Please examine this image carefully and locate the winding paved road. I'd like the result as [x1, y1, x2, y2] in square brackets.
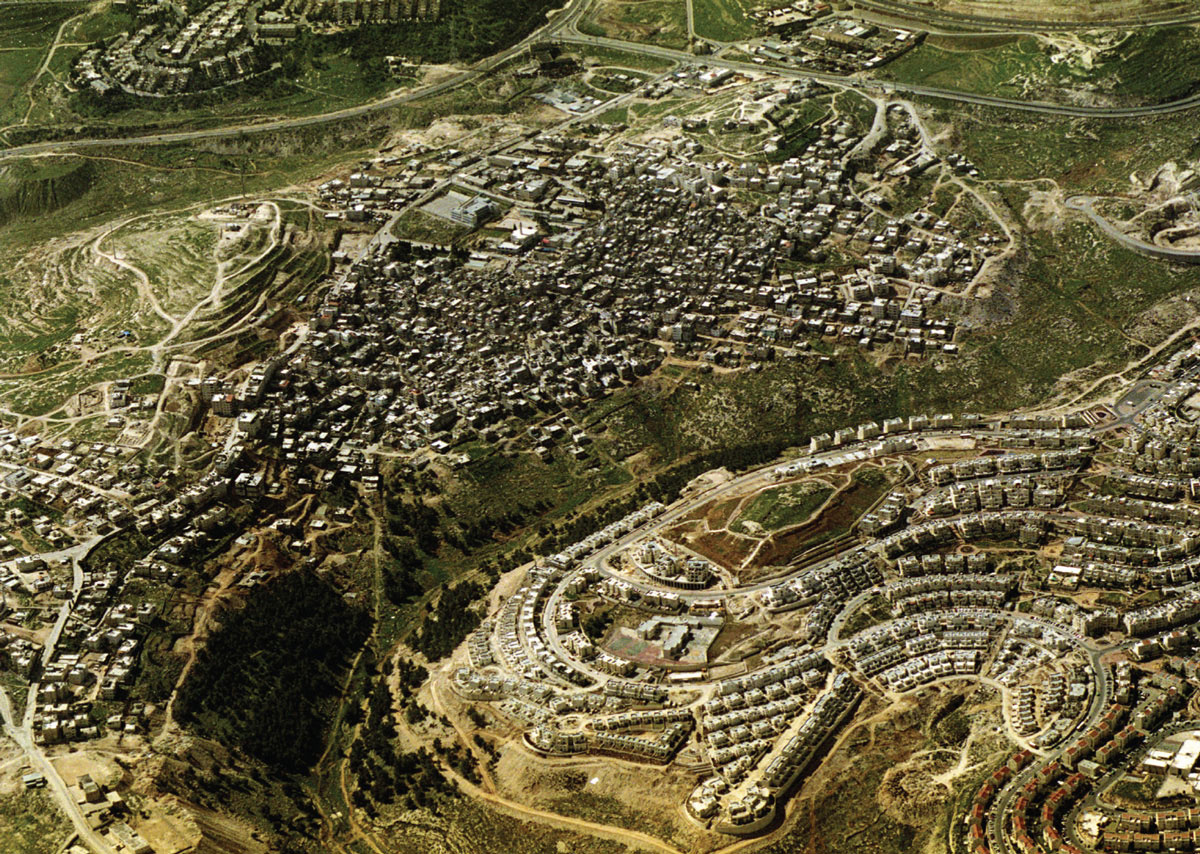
[7, 0, 1200, 162]
[0, 0, 596, 159]
[1066, 195, 1200, 264]
[557, 31, 1200, 119]
[851, 0, 1200, 32]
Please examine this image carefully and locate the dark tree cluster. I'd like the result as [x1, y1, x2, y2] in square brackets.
[472, 732, 499, 766]
[350, 739, 454, 815]
[394, 657, 428, 695]
[329, 0, 564, 66]
[175, 570, 370, 773]
[436, 739, 482, 786]
[385, 493, 442, 555]
[381, 536, 426, 604]
[581, 606, 615, 641]
[455, 498, 551, 550]
[410, 580, 483, 661]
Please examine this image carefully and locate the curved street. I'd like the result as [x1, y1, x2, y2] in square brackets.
[851, 0, 1200, 32]
[7, 0, 1200, 162]
[1066, 195, 1200, 263]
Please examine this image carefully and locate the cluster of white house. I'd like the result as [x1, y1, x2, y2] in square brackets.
[690, 672, 861, 834]
[883, 572, 1015, 616]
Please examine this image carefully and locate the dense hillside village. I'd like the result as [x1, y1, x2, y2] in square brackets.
[7, 0, 1200, 853]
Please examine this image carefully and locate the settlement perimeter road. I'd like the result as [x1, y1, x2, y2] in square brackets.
[7, 0, 1200, 161]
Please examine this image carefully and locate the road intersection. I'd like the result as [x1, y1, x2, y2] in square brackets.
[6, 0, 1200, 164]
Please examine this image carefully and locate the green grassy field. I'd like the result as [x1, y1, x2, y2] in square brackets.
[0, 2, 106, 134]
[0, 1, 85, 129]
[0, 2, 84, 50]
[934, 100, 1200, 191]
[881, 27, 1200, 106]
[832, 89, 877, 134]
[576, 44, 679, 73]
[692, 0, 767, 41]
[63, 7, 134, 43]
[392, 210, 467, 244]
[0, 351, 153, 417]
[838, 594, 892, 636]
[879, 36, 1041, 99]
[582, 0, 690, 51]
[0, 790, 72, 854]
[0, 48, 43, 128]
[732, 482, 834, 532]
